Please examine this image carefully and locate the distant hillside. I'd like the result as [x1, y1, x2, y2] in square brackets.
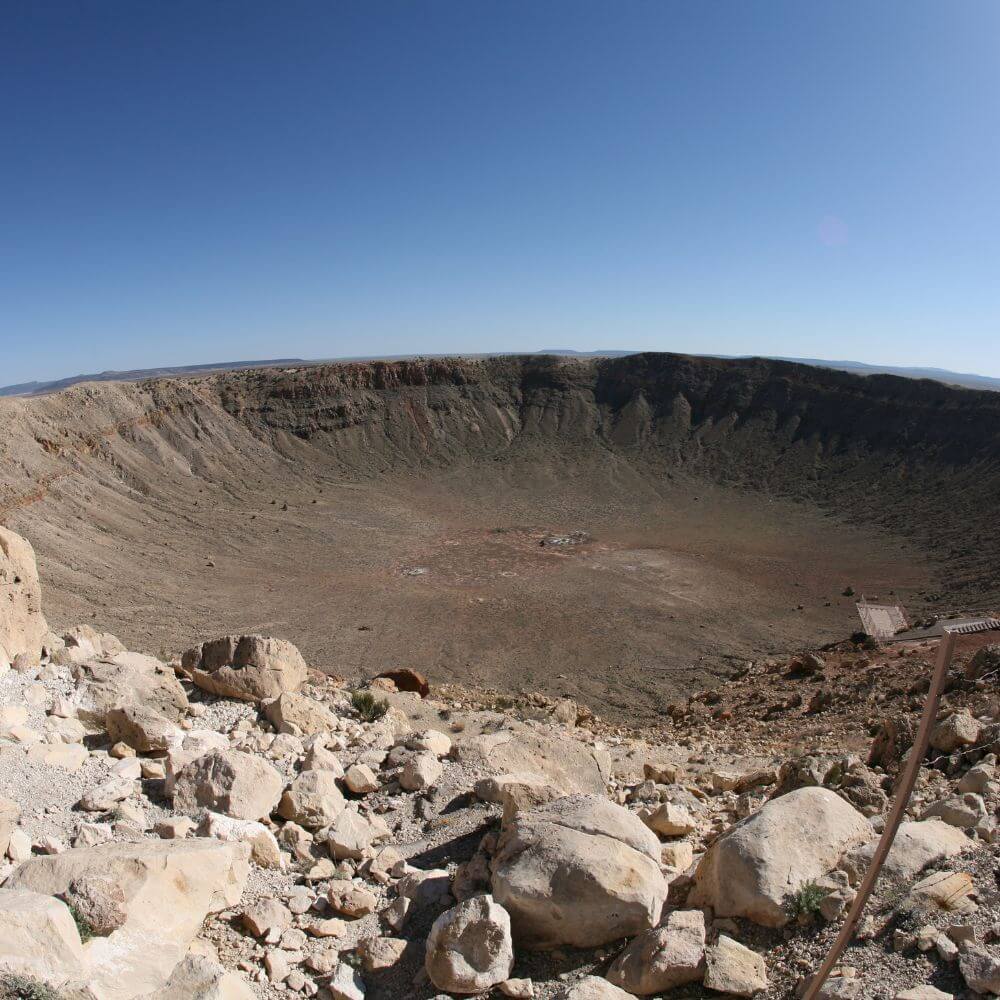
[3, 350, 999, 396]
[0, 358, 308, 397]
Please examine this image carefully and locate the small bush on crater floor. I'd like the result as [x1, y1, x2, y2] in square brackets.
[351, 690, 388, 722]
[0, 975, 64, 1000]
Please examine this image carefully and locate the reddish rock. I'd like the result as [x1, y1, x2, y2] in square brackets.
[376, 668, 429, 698]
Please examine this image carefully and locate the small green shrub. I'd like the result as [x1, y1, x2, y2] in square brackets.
[788, 881, 827, 921]
[0, 975, 64, 1000]
[67, 903, 94, 944]
[351, 690, 388, 722]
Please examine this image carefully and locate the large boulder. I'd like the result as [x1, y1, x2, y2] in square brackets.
[606, 909, 705, 995]
[0, 888, 87, 989]
[858, 819, 972, 881]
[75, 651, 189, 724]
[425, 895, 515, 994]
[0, 527, 48, 665]
[5, 839, 250, 1000]
[173, 750, 284, 821]
[139, 954, 256, 999]
[491, 794, 668, 948]
[704, 935, 768, 997]
[453, 723, 609, 796]
[183, 634, 307, 702]
[264, 691, 337, 735]
[689, 786, 872, 927]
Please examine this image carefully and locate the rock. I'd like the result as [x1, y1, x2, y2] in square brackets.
[855, 819, 971, 880]
[173, 749, 284, 821]
[327, 963, 366, 1000]
[554, 977, 636, 999]
[5, 839, 250, 999]
[344, 763, 380, 794]
[958, 762, 995, 794]
[140, 954, 256, 999]
[327, 880, 378, 917]
[163, 729, 230, 794]
[264, 949, 289, 982]
[106, 704, 181, 754]
[278, 769, 346, 828]
[327, 808, 390, 860]
[184, 634, 308, 702]
[8, 828, 31, 862]
[476, 772, 561, 823]
[264, 691, 337, 735]
[63, 874, 128, 935]
[500, 980, 535, 998]
[644, 802, 696, 837]
[75, 652, 189, 724]
[960, 947, 1000, 993]
[452, 724, 608, 796]
[966, 644, 1000, 681]
[492, 794, 668, 948]
[0, 527, 48, 664]
[895, 989, 953, 1000]
[398, 867, 451, 907]
[408, 728, 452, 756]
[305, 917, 347, 938]
[154, 817, 196, 839]
[400, 751, 444, 791]
[606, 908, 705, 995]
[78, 775, 135, 812]
[704, 935, 768, 996]
[869, 715, 918, 771]
[909, 870, 976, 913]
[690, 787, 872, 927]
[661, 841, 694, 870]
[0, 887, 87, 987]
[242, 898, 292, 938]
[930, 711, 981, 753]
[198, 811, 283, 869]
[384, 895, 411, 932]
[921, 794, 986, 830]
[375, 668, 429, 697]
[0, 796, 21, 856]
[552, 698, 579, 725]
[359, 936, 408, 971]
[302, 740, 346, 775]
[425, 895, 515, 995]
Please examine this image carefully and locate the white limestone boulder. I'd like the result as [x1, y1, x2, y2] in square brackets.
[689, 786, 872, 927]
[425, 895, 515, 994]
[491, 794, 668, 948]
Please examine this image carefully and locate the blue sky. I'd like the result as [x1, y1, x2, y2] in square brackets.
[2, 1, 999, 385]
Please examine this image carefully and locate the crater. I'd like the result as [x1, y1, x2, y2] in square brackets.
[3, 353, 997, 723]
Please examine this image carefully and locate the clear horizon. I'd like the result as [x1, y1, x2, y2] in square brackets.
[3, 2, 999, 385]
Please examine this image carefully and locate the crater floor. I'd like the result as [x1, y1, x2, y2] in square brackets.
[14, 452, 934, 724]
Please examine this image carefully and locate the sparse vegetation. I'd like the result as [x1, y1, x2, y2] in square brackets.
[0, 975, 64, 1000]
[788, 881, 827, 921]
[350, 690, 388, 722]
[67, 903, 95, 944]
